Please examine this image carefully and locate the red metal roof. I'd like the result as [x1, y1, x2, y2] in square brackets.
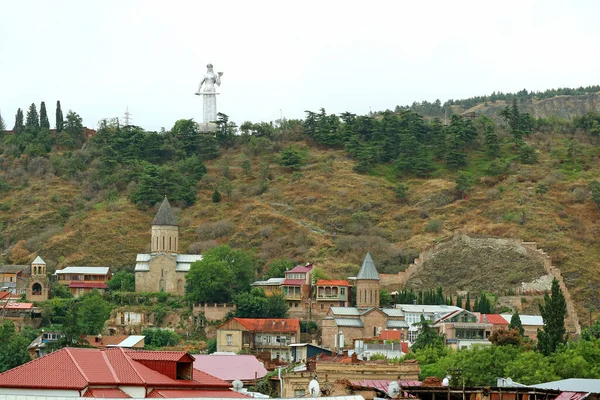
[480, 314, 509, 325]
[148, 389, 249, 398]
[232, 318, 300, 333]
[351, 380, 422, 391]
[0, 347, 230, 391]
[316, 279, 350, 287]
[192, 355, 268, 382]
[287, 264, 313, 273]
[555, 392, 589, 400]
[0, 292, 9, 300]
[4, 302, 34, 310]
[281, 279, 305, 286]
[84, 388, 131, 398]
[68, 282, 108, 289]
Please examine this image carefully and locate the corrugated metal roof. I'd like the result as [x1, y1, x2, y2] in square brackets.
[252, 278, 285, 286]
[177, 254, 203, 263]
[480, 314, 509, 325]
[351, 380, 422, 391]
[148, 389, 249, 398]
[68, 282, 108, 289]
[114, 335, 145, 348]
[84, 388, 131, 398]
[0, 265, 29, 274]
[191, 354, 267, 382]
[330, 307, 361, 316]
[316, 279, 350, 287]
[500, 314, 544, 326]
[397, 304, 462, 314]
[55, 266, 110, 275]
[386, 320, 409, 328]
[137, 254, 152, 262]
[282, 279, 305, 286]
[532, 378, 600, 392]
[356, 252, 380, 280]
[229, 318, 300, 333]
[4, 303, 34, 310]
[335, 318, 364, 327]
[287, 264, 313, 273]
[152, 197, 178, 226]
[382, 308, 404, 317]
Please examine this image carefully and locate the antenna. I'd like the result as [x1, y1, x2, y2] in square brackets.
[123, 107, 132, 126]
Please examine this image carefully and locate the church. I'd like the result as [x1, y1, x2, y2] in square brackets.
[134, 197, 202, 294]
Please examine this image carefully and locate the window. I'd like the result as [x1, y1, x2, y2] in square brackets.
[320, 303, 324, 310]
[340, 288, 346, 295]
[295, 390, 306, 397]
[226, 334, 233, 345]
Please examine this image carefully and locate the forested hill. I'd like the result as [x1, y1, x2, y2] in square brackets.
[1, 91, 600, 318]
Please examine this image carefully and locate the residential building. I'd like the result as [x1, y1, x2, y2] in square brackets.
[83, 335, 145, 349]
[500, 314, 544, 340]
[216, 318, 300, 361]
[191, 354, 268, 384]
[27, 331, 64, 358]
[135, 197, 202, 294]
[0, 302, 42, 332]
[321, 307, 408, 350]
[433, 309, 497, 349]
[250, 278, 284, 296]
[394, 304, 462, 343]
[353, 253, 380, 309]
[282, 264, 313, 312]
[0, 265, 29, 295]
[54, 266, 112, 297]
[289, 343, 333, 362]
[314, 279, 350, 313]
[0, 347, 248, 398]
[352, 330, 410, 360]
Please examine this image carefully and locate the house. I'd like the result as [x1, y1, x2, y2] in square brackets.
[314, 279, 351, 314]
[0, 347, 249, 398]
[321, 307, 408, 350]
[289, 343, 333, 362]
[54, 266, 112, 297]
[395, 304, 463, 343]
[84, 334, 145, 349]
[352, 330, 410, 360]
[0, 302, 42, 332]
[433, 309, 494, 348]
[27, 331, 64, 358]
[500, 313, 544, 340]
[191, 354, 268, 384]
[216, 318, 300, 361]
[281, 263, 313, 313]
[135, 197, 202, 294]
[250, 277, 284, 296]
[0, 265, 29, 295]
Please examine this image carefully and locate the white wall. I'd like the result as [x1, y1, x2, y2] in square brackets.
[0, 389, 79, 397]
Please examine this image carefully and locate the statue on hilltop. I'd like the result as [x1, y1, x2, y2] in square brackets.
[195, 63, 224, 128]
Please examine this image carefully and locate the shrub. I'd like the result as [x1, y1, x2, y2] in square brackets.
[424, 220, 444, 233]
[572, 187, 589, 203]
[212, 189, 221, 203]
[486, 188, 501, 200]
[519, 145, 538, 164]
[212, 220, 236, 238]
[394, 183, 409, 203]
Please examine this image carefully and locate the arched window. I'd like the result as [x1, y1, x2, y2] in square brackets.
[162, 237, 165, 250]
[159, 278, 166, 292]
[169, 237, 172, 251]
[32, 282, 42, 295]
[370, 290, 373, 304]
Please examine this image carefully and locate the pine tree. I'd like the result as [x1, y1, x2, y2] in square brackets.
[509, 310, 524, 336]
[212, 189, 221, 203]
[537, 277, 567, 355]
[484, 125, 500, 159]
[39, 101, 50, 129]
[25, 103, 40, 130]
[13, 108, 24, 134]
[0, 110, 5, 133]
[55, 100, 64, 133]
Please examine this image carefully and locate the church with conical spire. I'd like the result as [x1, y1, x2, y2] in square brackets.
[134, 197, 202, 294]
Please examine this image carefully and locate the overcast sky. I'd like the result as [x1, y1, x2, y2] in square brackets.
[1, 0, 599, 131]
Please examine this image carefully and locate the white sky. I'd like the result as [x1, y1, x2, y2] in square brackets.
[1, 0, 599, 131]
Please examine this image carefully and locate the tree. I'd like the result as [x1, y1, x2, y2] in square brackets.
[60, 110, 84, 149]
[107, 270, 135, 292]
[78, 290, 112, 335]
[143, 328, 181, 349]
[484, 125, 500, 159]
[215, 112, 237, 149]
[0, 321, 31, 372]
[25, 103, 40, 130]
[205, 337, 217, 354]
[380, 290, 393, 307]
[13, 108, 24, 134]
[0, 110, 5, 135]
[455, 171, 471, 199]
[537, 277, 567, 355]
[465, 292, 471, 311]
[412, 316, 444, 351]
[509, 310, 524, 336]
[55, 100, 64, 132]
[519, 144, 538, 164]
[185, 245, 256, 304]
[394, 183, 409, 203]
[39, 101, 50, 129]
[279, 146, 305, 170]
[263, 258, 294, 280]
[489, 328, 522, 346]
[51, 282, 74, 298]
[536, 183, 549, 196]
[589, 180, 600, 208]
[212, 189, 221, 203]
[233, 288, 289, 318]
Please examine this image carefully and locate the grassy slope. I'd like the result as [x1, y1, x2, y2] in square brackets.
[1, 131, 600, 318]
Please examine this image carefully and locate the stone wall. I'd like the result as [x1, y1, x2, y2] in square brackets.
[192, 303, 236, 321]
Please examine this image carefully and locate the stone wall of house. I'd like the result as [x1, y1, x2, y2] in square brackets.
[192, 303, 236, 321]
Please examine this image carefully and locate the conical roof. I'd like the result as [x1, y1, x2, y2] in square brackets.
[32, 256, 46, 265]
[356, 252, 380, 280]
[152, 197, 178, 226]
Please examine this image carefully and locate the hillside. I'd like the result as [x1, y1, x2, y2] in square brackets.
[2, 94, 600, 323]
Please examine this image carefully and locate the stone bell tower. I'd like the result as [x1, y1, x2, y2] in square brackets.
[151, 196, 179, 254]
[26, 256, 49, 302]
[355, 252, 381, 308]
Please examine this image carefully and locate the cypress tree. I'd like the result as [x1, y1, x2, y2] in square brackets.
[537, 278, 567, 355]
[465, 293, 471, 311]
[13, 108, 24, 134]
[56, 100, 64, 133]
[509, 310, 524, 336]
[455, 295, 463, 309]
[39, 101, 50, 129]
[25, 103, 40, 130]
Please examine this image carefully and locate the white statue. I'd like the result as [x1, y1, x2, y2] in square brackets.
[195, 63, 224, 125]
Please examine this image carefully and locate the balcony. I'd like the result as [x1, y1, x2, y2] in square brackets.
[316, 294, 342, 300]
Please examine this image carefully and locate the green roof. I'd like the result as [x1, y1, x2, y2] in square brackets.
[152, 197, 178, 226]
[356, 252, 380, 280]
